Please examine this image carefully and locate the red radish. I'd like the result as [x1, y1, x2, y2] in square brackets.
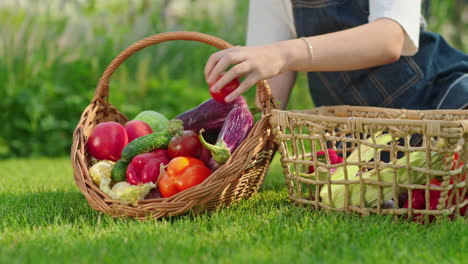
[308, 149, 343, 173]
[87, 122, 128, 161]
[124, 120, 153, 142]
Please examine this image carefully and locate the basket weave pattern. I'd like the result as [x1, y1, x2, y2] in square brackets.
[270, 106, 468, 222]
[71, 32, 276, 220]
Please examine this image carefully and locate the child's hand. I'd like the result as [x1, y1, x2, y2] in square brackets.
[204, 44, 287, 103]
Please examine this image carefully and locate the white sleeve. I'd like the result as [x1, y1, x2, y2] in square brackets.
[369, 0, 421, 56]
[246, 0, 297, 47]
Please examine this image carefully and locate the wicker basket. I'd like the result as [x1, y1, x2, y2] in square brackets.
[270, 105, 468, 222]
[70, 32, 277, 220]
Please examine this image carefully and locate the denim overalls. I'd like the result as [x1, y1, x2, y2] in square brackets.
[291, 0, 468, 109]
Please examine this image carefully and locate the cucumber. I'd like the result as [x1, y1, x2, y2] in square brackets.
[110, 132, 171, 182]
[121, 132, 172, 162]
[111, 159, 128, 182]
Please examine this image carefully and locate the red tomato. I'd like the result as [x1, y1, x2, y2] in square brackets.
[158, 157, 212, 197]
[209, 75, 240, 104]
[168, 130, 203, 159]
[87, 122, 128, 161]
[124, 120, 153, 142]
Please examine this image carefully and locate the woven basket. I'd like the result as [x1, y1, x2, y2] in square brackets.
[270, 105, 468, 222]
[70, 31, 277, 220]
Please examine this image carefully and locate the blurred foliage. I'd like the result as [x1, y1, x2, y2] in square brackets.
[0, 0, 466, 158]
[424, 0, 468, 50]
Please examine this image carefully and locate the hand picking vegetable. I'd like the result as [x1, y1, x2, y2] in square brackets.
[173, 96, 248, 133]
[158, 157, 212, 197]
[209, 74, 240, 103]
[199, 106, 254, 170]
[126, 150, 170, 185]
[87, 121, 128, 161]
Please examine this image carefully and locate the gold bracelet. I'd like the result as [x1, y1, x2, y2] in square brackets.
[300, 37, 314, 64]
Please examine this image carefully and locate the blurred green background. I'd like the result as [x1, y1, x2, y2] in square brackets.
[0, 0, 467, 159]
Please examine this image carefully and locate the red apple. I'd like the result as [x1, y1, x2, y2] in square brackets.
[124, 120, 153, 142]
[87, 122, 128, 161]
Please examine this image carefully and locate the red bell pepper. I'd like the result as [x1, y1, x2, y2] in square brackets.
[403, 189, 426, 210]
[430, 152, 466, 212]
[126, 149, 171, 185]
[158, 157, 212, 197]
[404, 153, 467, 221]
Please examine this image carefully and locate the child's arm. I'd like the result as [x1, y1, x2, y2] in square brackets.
[247, 0, 297, 110]
[205, 18, 405, 103]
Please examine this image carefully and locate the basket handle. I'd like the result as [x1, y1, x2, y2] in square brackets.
[94, 31, 276, 111]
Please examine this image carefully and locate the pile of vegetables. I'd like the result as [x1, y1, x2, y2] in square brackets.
[306, 132, 467, 219]
[86, 78, 254, 204]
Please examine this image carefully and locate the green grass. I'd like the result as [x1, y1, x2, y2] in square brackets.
[0, 1, 466, 262]
[1, 157, 467, 264]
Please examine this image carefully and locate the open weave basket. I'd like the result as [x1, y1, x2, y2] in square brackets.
[71, 32, 277, 220]
[270, 105, 468, 223]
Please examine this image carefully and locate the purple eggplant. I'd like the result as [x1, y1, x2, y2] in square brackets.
[199, 107, 254, 170]
[173, 96, 247, 133]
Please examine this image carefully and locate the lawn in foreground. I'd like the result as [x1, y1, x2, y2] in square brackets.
[0, 157, 466, 264]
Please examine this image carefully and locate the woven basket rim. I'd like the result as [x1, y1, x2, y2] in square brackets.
[276, 106, 468, 117]
[293, 105, 468, 115]
[271, 106, 468, 130]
